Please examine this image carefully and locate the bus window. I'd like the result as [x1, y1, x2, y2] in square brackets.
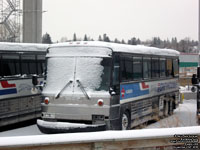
[166, 59, 172, 77]
[125, 57, 133, 80]
[160, 58, 166, 77]
[143, 57, 151, 79]
[99, 58, 112, 91]
[2, 54, 20, 76]
[21, 55, 36, 75]
[173, 59, 179, 77]
[133, 57, 142, 80]
[152, 58, 159, 78]
[113, 55, 120, 86]
[120, 57, 126, 81]
[120, 57, 133, 81]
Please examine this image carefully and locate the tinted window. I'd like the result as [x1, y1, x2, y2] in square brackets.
[160, 58, 166, 77]
[2, 54, 20, 76]
[166, 59, 172, 77]
[113, 55, 120, 86]
[125, 57, 133, 80]
[21, 55, 36, 75]
[173, 59, 179, 77]
[133, 57, 142, 79]
[99, 58, 111, 91]
[120, 57, 133, 81]
[143, 57, 151, 79]
[152, 58, 159, 78]
[120, 57, 126, 81]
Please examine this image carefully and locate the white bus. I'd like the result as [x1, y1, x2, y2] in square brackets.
[37, 41, 179, 133]
[0, 42, 48, 127]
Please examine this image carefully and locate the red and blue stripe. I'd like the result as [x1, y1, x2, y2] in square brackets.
[0, 81, 17, 96]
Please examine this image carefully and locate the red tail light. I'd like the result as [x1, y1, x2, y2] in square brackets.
[97, 99, 104, 106]
[44, 97, 49, 104]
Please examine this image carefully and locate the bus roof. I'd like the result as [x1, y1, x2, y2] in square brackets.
[49, 41, 179, 57]
[0, 42, 49, 52]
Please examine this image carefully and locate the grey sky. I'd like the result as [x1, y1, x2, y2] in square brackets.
[43, 0, 198, 42]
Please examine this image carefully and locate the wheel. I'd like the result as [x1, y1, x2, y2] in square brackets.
[121, 111, 131, 130]
[163, 101, 169, 117]
[169, 100, 174, 116]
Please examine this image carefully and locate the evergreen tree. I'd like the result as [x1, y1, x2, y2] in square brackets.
[131, 37, 137, 45]
[98, 35, 102, 41]
[84, 34, 88, 41]
[73, 33, 77, 41]
[103, 34, 110, 42]
[121, 39, 126, 44]
[42, 33, 52, 44]
[114, 38, 120, 43]
[136, 38, 141, 45]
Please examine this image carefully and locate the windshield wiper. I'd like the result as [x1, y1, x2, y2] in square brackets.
[76, 80, 90, 100]
[55, 80, 73, 99]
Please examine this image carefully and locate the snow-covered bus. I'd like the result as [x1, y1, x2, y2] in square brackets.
[38, 41, 179, 133]
[0, 42, 48, 127]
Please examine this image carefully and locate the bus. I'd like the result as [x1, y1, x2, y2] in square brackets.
[37, 41, 179, 133]
[0, 42, 48, 127]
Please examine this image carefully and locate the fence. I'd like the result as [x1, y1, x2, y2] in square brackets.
[0, 126, 199, 150]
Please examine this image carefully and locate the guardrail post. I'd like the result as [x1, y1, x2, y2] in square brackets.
[93, 142, 103, 150]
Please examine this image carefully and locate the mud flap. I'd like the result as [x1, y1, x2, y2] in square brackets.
[37, 119, 106, 134]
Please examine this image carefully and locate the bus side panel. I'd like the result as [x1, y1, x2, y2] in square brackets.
[0, 78, 43, 127]
[119, 79, 179, 128]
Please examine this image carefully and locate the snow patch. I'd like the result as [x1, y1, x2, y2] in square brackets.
[0, 42, 48, 52]
[37, 119, 101, 130]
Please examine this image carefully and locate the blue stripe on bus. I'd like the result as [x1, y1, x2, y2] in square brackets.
[120, 83, 149, 100]
[0, 89, 17, 95]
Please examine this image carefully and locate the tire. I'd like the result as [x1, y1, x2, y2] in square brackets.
[169, 100, 174, 116]
[163, 101, 169, 117]
[121, 111, 131, 130]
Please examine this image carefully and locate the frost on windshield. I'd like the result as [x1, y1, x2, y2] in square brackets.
[75, 58, 103, 91]
[43, 57, 75, 94]
[43, 57, 111, 96]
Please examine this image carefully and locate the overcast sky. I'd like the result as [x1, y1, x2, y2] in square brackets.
[42, 0, 198, 42]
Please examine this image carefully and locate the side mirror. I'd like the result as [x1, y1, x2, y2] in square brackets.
[109, 88, 116, 96]
[32, 75, 38, 86]
[197, 67, 200, 79]
[192, 74, 198, 85]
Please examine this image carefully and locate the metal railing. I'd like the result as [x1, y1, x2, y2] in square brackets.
[0, 126, 199, 150]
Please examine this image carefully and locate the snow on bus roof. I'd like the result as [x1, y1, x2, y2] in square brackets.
[49, 41, 180, 57]
[0, 42, 49, 52]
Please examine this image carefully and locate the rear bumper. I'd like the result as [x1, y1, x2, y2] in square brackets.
[41, 103, 110, 121]
[37, 119, 106, 134]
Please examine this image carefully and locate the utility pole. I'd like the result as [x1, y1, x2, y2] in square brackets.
[198, 0, 200, 52]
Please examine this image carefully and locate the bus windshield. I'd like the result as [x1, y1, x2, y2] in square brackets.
[44, 57, 111, 95]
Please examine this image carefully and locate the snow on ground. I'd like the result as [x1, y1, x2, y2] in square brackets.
[146, 99, 198, 129]
[0, 99, 198, 137]
[0, 124, 43, 137]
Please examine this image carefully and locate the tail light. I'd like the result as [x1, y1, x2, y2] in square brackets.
[97, 99, 104, 106]
[44, 97, 49, 104]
